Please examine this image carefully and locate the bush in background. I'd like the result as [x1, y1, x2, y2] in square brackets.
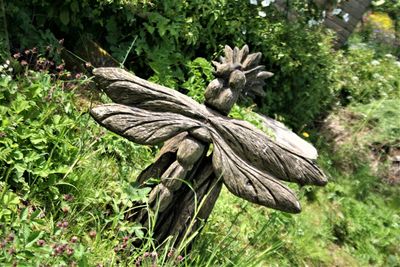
[336, 45, 400, 105]
[4, 0, 341, 130]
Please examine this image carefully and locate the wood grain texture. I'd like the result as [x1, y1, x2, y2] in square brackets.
[93, 68, 209, 119]
[211, 133, 301, 213]
[90, 45, 327, 247]
[209, 117, 327, 186]
[90, 103, 203, 145]
[90, 67, 327, 213]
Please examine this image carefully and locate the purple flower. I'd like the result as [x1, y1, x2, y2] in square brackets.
[37, 239, 46, 246]
[89, 230, 97, 238]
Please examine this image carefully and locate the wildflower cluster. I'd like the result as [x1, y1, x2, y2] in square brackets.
[0, 59, 13, 80]
[249, 0, 275, 18]
[12, 43, 64, 74]
[9, 41, 90, 82]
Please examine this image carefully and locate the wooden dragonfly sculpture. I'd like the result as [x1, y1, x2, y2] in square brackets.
[90, 45, 328, 245]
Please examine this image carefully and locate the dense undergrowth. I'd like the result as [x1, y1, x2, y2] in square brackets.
[3, 0, 342, 130]
[1, 0, 400, 266]
[1, 47, 399, 266]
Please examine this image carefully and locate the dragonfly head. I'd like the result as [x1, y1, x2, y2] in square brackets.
[204, 45, 273, 115]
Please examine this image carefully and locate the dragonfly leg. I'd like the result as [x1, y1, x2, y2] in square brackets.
[148, 136, 206, 212]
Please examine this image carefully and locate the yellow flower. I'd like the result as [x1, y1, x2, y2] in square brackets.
[302, 132, 310, 138]
[368, 12, 394, 31]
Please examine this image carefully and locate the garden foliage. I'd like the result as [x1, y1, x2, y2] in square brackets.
[6, 0, 340, 129]
[1, 0, 400, 266]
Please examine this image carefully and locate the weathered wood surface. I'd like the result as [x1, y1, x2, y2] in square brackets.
[324, 0, 372, 48]
[256, 113, 318, 160]
[274, 0, 372, 48]
[90, 45, 327, 246]
[91, 73, 327, 211]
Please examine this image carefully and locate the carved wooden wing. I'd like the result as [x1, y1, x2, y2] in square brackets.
[210, 117, 327, 186]
[92, 68, 209, 119]
[91, 67, 327, 213]
[91, 104, 203, 145]
[209, 117, 327, 213]
[211, 134, 302, 213]
[91, 68, 210, 145]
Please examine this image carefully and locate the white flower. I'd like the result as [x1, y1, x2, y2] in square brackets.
[395, 61, 400, 68]
[385, 54, 394, 58]
[322, 10, 326, 17]
[371, 60, 380, 65]
[261, 0, 271, 7]
[5, 60, 10, 65]
[258, 10, 267, 17]
[250, 0, 257, 5]
[7, 68, 13, 72]
[332, 8, 342, 15]
[343, 13, 350, 22]
[308, 18, 318, 27]
[372, 73, 381, 79]
[0, 65, 3, 72]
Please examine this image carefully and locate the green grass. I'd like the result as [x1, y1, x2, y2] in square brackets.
[349, 99, 400, 147]
[1, 65, 399, 266]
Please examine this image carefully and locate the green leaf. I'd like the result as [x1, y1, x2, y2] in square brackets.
[29, 209, 41, 220]
[70, 1, 79, 13]
[53, 114, 62, 125]
[14, 163, 26, 178]
[60, 9, 70, 25]
[144, 23, 155, 34]
[12, 150, 24, 160]
[79, 255, 89, 267]
[20, 207, 29, 221]
[23, 224, 31, 242]
[3, 191, 21, 206]
[26, 231, 43, 247]
[74, 244, 85, 258]
[11, 95, 31, 114]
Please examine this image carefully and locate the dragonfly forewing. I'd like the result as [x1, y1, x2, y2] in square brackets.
[90, 103, 206, 145]
[93, 68, 209, 119]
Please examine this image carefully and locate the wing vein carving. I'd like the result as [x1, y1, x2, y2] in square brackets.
[210, 132, 301, 213]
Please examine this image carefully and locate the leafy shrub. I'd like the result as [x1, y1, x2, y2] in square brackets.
[0, 67, 82, 197]
[251, 23, 339, 129]
[336, 46, 400, 105]
[4, 0, 343, 130]
[367, 1, 400, 56]
[0, 60, 158, 265]
[0, 60, 152, 199]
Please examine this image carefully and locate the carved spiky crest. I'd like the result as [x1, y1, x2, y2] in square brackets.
[212, 45, 273, 97]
